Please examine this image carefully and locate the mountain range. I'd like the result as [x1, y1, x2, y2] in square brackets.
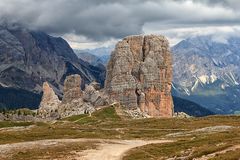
[0, 23, 105, 109]
[74, 47, 112, 65]
[172, 35, 240, 114]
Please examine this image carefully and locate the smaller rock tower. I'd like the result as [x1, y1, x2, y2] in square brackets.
[38, 82, 61, 118]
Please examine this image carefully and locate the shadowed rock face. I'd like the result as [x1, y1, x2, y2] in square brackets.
[105, 35, 173, 117]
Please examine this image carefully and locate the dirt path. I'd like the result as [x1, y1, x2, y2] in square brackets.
[78, 139, 173, 160]
[0, 138, 173, 160]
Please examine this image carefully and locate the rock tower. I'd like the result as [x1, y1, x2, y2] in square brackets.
[38, 82, 61, 118]
[62, 74, 82, 103]
[105, 35, 173, 117]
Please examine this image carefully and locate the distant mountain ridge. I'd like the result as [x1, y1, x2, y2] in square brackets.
[74, 51, 105, 66]
[172, 35, 240, 114]
[74, 51, 100, 64]
[79, 46, 114, 56]
[74, 47, 112, 65]
[0, 23, 105, 109]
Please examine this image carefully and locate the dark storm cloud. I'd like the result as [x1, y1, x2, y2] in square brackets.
[0, 0, 239, 41]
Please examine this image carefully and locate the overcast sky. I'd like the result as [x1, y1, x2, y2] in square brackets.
[1, 0, 240, 49]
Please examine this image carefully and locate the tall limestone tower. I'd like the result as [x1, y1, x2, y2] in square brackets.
[105, 35, 174, 117]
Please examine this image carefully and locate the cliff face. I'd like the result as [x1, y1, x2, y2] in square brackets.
[105, 35, 173, 117]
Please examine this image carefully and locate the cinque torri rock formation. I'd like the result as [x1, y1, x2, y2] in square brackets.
[105, 35, 174, 117]
[39, 35, 174, 119]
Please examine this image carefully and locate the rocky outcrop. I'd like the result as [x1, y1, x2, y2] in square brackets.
[62, 74, 82, 103]
[58, 75, 94, 117]
[58, 98, 94, 118]
[105, 35, 173, 117]
[39, 74, 109, 118]
[83, 82, 109, 107]
[38, 82, 61, 118]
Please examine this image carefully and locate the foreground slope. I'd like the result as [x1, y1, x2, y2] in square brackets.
[0, 107, 239, 159]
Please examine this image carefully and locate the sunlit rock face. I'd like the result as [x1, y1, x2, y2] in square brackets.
[38, 82, 61, 118]
[105, 35, 174, 117]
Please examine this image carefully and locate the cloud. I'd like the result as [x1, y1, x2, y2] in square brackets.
[144, 25, 240, 45]
[0, 0, 240, 48]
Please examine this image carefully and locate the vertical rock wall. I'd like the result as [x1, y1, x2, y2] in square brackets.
[105, 35, 173, 117]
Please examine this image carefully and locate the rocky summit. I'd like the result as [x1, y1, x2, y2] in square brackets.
[105, 35, 173, 117]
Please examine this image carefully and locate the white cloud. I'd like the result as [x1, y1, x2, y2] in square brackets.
[143, 25, 240, 46]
